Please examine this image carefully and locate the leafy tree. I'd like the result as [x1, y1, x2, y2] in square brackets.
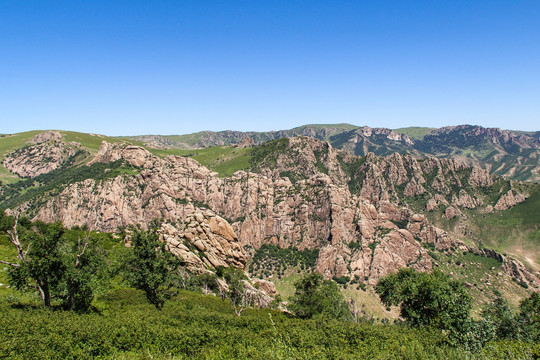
[6, 219, 65, 307]
[482, 290, 518, 339]
[446, 318, 496, 352]
[58, 229, 108, 311]
[517, 292, 540, 341]
[122, 222, 183, 310]
[221, 267, 252, 316]
[0, 213, 106, 311]
[289, 272, 351, 320]
[193, 272, 219, 294]
[375, 268, 471, 330]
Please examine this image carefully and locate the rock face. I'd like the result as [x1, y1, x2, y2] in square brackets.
[12, 137, 538, 288]
[337, 127, 415, 155]
[418, 125, 540, 182]
[495, 189, 528, 210]
[235, 137, 254, 148]
[425, 125, 540, 153]
[471, 248, 540, 290]
[2, 131, 79, 178]
[162, 211, 247, 270]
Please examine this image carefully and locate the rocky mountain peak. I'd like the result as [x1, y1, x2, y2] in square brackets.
[88, 141, 154, 168]
[2, 131, 80, 178]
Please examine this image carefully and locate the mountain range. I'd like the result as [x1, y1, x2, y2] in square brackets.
[0, 124, 539, 315]
[128, 124, 540, 182]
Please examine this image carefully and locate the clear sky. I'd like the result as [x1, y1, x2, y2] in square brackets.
[1, 1, 539, 135]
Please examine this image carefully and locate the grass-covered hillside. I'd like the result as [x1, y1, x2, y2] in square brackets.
[3, 125, 539, 184]
[394, 126, 435, 140]
[150, 145, 253, 177]
[424, 183, 540, 271]
[0, 131, 143, 184]
[0, 130, 254, 185]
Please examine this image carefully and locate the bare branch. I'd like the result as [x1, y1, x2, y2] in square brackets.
[6, 213, 26, 262]
[23, 243, 31, 258]
[0, 259, 20, 267]
[6, 230, 22, 251]
[74, 241, 89, 268]
[229, 290, 254, 317]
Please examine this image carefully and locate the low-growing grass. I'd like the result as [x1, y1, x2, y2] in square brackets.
[0, 232, 17, 290]
[469, 185, 539, 267]
[272, 270, 304, 300]
[0, 165, 20, 184]
[0, 130, 146, 185]
[0, 130, 42, 160]
[423, 183, 540, 269]
[0, 130, 137, 160]
[430, 249, 530, 314]
[60, 131, 144, 153]
[148, 146, 252, 177]
[393, 127, 434, 140]
[343, 286, 400, 321]
[162, 132, 207, 148]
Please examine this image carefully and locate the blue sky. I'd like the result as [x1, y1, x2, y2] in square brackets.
[1, 1, 539, 135]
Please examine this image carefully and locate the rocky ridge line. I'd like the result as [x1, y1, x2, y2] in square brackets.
[12, 137, 536, 289]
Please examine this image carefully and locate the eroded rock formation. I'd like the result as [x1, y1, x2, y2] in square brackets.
[5, 136, 536, 288]
[2, 131, 79, 178]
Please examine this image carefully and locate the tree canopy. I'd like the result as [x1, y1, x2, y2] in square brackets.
[289, 272, 351, 320]
[375, 268, 471, 330]
[0, 211, 107, 311]
[122, 222, 183, 310]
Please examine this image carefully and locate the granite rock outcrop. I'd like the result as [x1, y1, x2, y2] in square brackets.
[5, 137, 536, 289]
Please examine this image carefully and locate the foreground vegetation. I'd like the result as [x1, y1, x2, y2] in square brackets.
[1, 288, 539, 360]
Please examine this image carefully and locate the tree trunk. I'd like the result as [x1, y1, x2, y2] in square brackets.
[68, 279, 75, 311]
[37, 282, 51, 308]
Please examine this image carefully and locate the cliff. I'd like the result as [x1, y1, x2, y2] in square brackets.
[9, 136, 535, 289]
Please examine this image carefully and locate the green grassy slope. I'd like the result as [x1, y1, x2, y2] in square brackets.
[61, 130, 145, 152]
[150, 146, 253, 177]
[0, 130, 140, 159]
[423, 183, 540, 270]
[133, 124, 361, 150]
[292, 123, 359, 131]
[0, 130, 254, 197]
[0, 130, 43, 160]
[470, 184, 540, 269]
[162, 131, 209, 148]
[0, 131, 51, 184]
[393, 127, 435, 140]
[0, 130, 146, 185]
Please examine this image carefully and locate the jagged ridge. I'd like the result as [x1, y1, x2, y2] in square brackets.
[2, 133, 537, 291]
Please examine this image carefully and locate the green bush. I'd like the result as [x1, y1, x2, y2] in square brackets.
[289, 273, 352, 321]
[1, 287, 537, 359]
[332, 276, 349, 285]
